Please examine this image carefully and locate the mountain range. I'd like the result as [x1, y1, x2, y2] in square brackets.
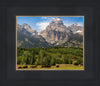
[17, 17, 83, 48]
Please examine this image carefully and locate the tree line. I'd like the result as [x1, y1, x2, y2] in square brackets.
[17, 47, 83, 66]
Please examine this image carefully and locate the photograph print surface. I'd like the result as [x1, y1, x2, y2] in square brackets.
[16, 16, 84, 70]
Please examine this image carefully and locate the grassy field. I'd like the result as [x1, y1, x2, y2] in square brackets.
[17, 64, 84, 70]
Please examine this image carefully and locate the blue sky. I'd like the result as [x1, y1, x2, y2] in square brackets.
[17, 16, 84, 32]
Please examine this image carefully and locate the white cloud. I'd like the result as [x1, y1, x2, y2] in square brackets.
[41, 17, 48, 19]
[41, 17, 56, 20]
[52, 17, 56, 19]
[37, 17, 56, 31]
[36, 22, 49, 31]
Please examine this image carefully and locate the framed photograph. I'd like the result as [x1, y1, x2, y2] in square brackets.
[0, 0, 99, 86]
[16, 16, 84, 70]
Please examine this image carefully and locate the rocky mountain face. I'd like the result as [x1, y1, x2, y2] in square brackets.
[67, 23, 83, 35]
[17, 23, 38, 36]
[17, 31, 50, 48]
[17, 24, 51, 48]
[17, 17, 83, 48]
[39, 18, 71, 45]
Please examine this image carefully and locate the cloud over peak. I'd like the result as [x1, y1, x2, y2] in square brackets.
[36, 22, 49, 31]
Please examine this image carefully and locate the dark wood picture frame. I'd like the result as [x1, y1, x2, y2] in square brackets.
[0, 0, 100, 86]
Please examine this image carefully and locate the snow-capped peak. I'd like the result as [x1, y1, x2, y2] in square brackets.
[76, 30, 82, 32]
[50, 17, 63, 25]
[73, 23, 78, 26]
[53, 18, 61, 21]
